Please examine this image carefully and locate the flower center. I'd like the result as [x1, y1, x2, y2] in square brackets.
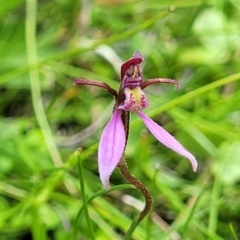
[118, 87, 149, 111]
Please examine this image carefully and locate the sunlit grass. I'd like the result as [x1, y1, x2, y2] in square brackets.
[0, 0, 240, 239]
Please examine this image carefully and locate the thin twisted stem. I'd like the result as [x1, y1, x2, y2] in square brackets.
[118, 162, 152, 223]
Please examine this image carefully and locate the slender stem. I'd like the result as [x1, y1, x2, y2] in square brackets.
[30, 204, 47, 240]
[120, 110, 130, 143]
[124, 217, 140, 240]
[229, 223, 238, 240]
[118, 108, 152, 238]
[73, 184, 134, 239]
[118, 163, 152, 239]
[77, 152, 95, 240]
[118, 163, 152, 223]
[25, 0, 63, 167]
[208, 176, 221, 235]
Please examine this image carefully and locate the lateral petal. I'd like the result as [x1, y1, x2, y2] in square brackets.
[137, 111, 198, 172]
[98, 110, 126, 188]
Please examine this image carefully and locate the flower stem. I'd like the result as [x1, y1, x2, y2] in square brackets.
[120, 110, 130, 142]
[77, 151, 95, 240]
[118, 162, 152, 238]
[118, 110, 152, 237]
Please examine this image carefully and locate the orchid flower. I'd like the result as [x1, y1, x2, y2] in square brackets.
[74, 51, 197, 189]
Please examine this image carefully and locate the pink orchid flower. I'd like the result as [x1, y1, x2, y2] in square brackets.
[74, 51, 198, 188]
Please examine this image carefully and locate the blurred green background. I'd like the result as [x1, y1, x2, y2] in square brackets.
[1, 0, 240, 239]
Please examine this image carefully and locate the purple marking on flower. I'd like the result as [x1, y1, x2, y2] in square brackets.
[120, 51, 144, 90]
[118, 87, 149, 111]
[74, 50, 198, 188]
[98, 110, 126, 188]
[121, 51, 143, 80]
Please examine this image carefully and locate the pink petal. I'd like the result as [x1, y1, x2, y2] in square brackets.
[137, 111, 198, 172]
[98, 110, 126, 188]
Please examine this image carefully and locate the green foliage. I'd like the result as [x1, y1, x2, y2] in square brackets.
[1, 0, 240, 239]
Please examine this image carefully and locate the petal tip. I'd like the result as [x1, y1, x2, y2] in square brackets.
[188, 154, 198, 172]
[102, 178, 110, 189]
[192, 160, 198, 172]
[99, 166, 111, 189]
[133, 50, 143, 59]
[73, 78, 80, 85]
